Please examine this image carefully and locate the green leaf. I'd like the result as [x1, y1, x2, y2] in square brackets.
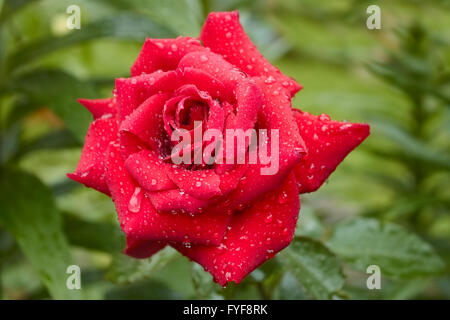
[371, 119, 450, 170]
[295, 206, 324, 239]
[7, 13, 175, 71]
[0, 168, 81, 299]
[15, 129, 80, 160]
[10, 69, 95, 142]
[105, 278, 181, 300]
[191, 263, 223, 299]
[99, 0, 203, 36]
[279, 237, 345, 300]
[63, 213, 124, 254]
[106, 246, 178, 284]
[0, 0, 37, 24]
[327, 218, 445, 278]
[141, 0, 203, 37]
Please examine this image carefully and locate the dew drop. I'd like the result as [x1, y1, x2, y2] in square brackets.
[264, 76, 276, 84]
[128, 187, 142, 213]
[278, 191, 288, 204]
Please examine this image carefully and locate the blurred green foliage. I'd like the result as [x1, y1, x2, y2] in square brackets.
[0, 0, 449, 300]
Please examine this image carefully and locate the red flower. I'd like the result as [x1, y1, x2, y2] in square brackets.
[68, 11, 369, 286]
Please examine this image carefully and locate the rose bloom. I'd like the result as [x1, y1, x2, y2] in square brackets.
[68, 11, 369, 285]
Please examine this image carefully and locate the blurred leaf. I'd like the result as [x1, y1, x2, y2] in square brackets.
[15, 129, 80, 160]
[63, 213, 124, 254]
[295, 206, 324, 239]
[11, 69, 95, 141]
[106, 246, 178, 284]
[384, 278, 430, 300]
[191, 263, 223, 299]
[239, 11, 290, 61]
[0, 122, 20, 165]
[7, 13, 175, 71]
[368, 61, 450, 105]
[0, 167, 81, 299]
[371, 119, 450, 170]
[0, 0, 37, 24]
[3, 96, 39, 128]
[279, 237, 345, 300]
[328, 218, 445, 278]
[273, 271, 308, 300]
[105, 279, 181, 300]
[141, 0, 203, 37]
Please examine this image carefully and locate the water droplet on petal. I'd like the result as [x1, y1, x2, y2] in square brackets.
[264, 214, 273, 224]
[128, 187, 142, 213]
[278, 191, 288, 204]
[264, 76, 276, 84]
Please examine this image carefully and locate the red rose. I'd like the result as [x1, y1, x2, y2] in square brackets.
[68, 11, 369, 285]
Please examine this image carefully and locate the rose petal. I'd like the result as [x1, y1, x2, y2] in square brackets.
[78, 98, 116, 119]
[105, 142, 232, 245]
[292, 109, 370, 193]
[200, 11, 301, 96]
[174, 173, 300, 286]
[177, 67, 230, 101]
[67, 116, 118, 194]
[148, 189, 210, 215]
[223, 81, 306, 209]
[131, 37, 206, 76]
[124, 236, 166, 259]
[119, 93, 170, 154]
[167, 167, 222, 201]
[124, 150, 176, 192]
[115, 70, 177, 120]
[178, 51, 244, 96]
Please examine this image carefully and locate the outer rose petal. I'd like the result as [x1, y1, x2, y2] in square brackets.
[200, 11, 301, 96]
[223, 82, 306, 209]
[67, 116, 118, 195]
[131, 37, 206, 76]
[105, 142, 232, 246]
[174, 173, 300, 286]
[124, 236, 166, 259]
[78, 98, 117, 119]
[293, 109, 370, 193]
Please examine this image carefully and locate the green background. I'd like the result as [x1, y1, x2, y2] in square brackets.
[0, 0, 449, 300]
